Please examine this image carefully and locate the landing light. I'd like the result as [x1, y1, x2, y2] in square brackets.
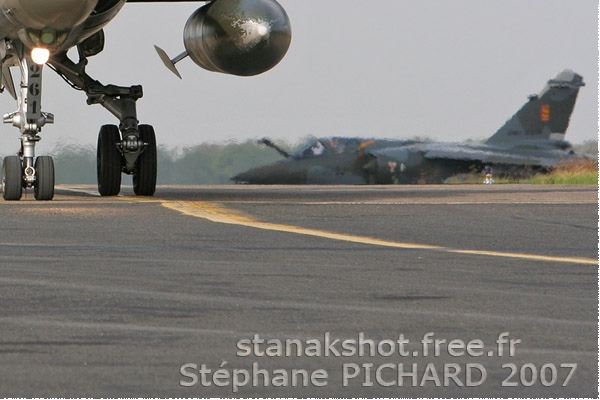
[31, 48, 50, 65]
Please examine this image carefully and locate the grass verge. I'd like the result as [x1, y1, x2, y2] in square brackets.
[528, 158, 598, 185]
[445, 158, 598, 185]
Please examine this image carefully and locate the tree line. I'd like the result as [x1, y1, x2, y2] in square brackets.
[51, 139, 289, 184]
[1, 138, 596, 184]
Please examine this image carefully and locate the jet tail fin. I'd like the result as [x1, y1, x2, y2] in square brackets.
[485, 70, 584, 145]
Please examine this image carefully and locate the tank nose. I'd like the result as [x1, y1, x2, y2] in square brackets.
[1, 0, 97, 30]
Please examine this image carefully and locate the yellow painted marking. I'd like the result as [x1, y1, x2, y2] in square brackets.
[160, 200, 598, 266]
[541, 104, 551, 122]
[449, 249, 596, 265]
[358, 140, 376, 150]
[162, 201, 443, 250]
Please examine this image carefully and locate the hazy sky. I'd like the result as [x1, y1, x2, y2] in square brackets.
[0, 0, 597, 156]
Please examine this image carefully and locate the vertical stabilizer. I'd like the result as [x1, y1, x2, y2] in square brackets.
[485, 70, 584, 144]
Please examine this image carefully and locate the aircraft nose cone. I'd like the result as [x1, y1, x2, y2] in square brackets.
[1, 0, 97, 30]
[232, 165, 275, 184]
[233, 163, 302, 184]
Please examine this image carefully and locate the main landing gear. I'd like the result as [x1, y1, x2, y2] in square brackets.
[0, 39, 157, 201]
[97, 124, 157, 196]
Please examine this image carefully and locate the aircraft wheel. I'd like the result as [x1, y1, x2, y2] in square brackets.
[97, 125, 122, 196]
[133, 124, 157, 196]
[2, 155, 23, 201]
[34, 156, 55, 201]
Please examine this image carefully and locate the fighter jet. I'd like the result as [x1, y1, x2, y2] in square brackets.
[233, 70, 585, 185]
[0, 0, 292, 200]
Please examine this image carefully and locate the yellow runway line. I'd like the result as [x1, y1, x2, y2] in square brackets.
[160, 200, 598, 266]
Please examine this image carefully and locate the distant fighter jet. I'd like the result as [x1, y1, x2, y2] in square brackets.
[0, 0, 292, 200]
[233, 70, 585, 185]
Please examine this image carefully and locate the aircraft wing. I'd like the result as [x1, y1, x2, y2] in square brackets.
[422, 145, 549, 166]
[371, 143, 552, 167]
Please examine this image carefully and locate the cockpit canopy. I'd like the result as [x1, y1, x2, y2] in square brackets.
[292, 138, 365, 159]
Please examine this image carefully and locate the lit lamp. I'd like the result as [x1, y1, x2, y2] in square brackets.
[31, 47, 50, 65]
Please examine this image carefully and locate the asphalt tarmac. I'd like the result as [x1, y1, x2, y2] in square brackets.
[0, 184, 597, 397]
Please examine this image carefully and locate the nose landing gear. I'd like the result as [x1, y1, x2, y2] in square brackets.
[1, 47, 56, 201]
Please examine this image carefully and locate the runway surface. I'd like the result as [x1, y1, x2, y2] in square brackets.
[0, 184, 597, 397]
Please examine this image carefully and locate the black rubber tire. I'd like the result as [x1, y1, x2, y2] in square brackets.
[34, 156, 55, 201]
[2, 155, 22, 201]
[97, 125, 122, 196]
[133, 124, 157, 196]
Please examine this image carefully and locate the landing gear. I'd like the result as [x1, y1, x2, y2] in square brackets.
[96, 124, 157, 197]
[1, 155, 55, 201]
[34, 156, 55, 201]
[97, 125, 122, 196]
[2, 156, 23, 201]
[49, 49, 157, 197]
[0, 44, 55, 201]
[133, 125, 157, 196]
[0, 39, 158, 200]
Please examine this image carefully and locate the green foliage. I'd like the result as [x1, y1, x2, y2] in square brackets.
[571, 140, 598, 158]
[47, 139, 287, 184]
[444, 174, 520, 184]
[527, 158, 598, 185]
[20, 138, 600, 185]
[52, 144, 96, 184]
[161, 140, 284, 184]
[528, 173, 598, 185]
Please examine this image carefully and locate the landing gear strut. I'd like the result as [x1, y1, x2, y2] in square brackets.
[50, 46, 157, 197]
[1, 45, 55, 201]
[0, 38, 157, 201]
